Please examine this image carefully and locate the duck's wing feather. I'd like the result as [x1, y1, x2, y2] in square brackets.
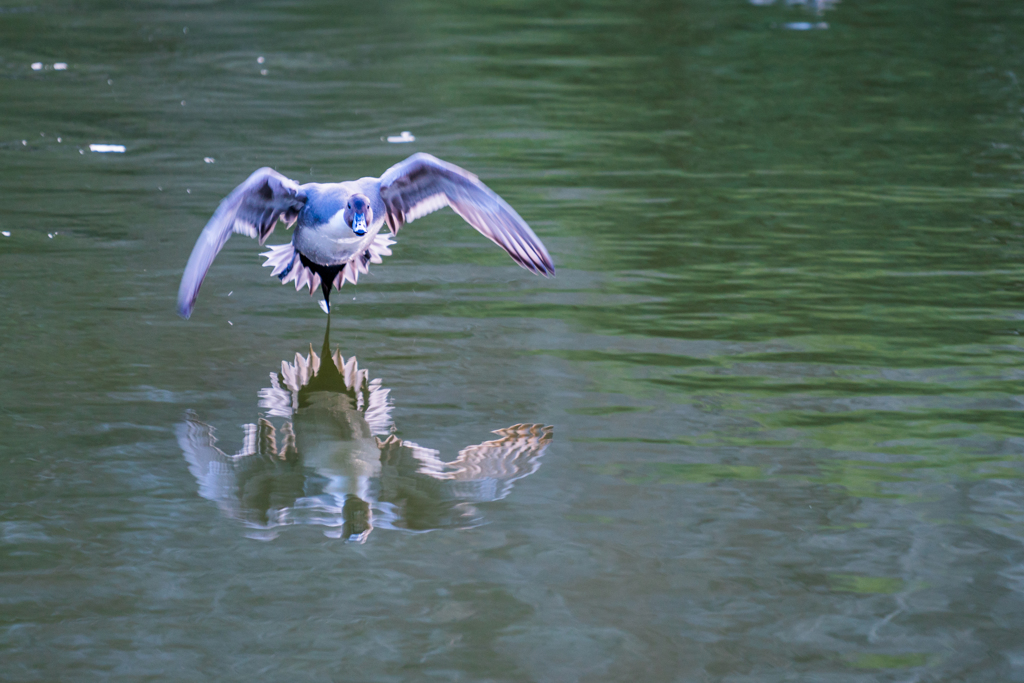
[177, 168, 307, 319]
[378, 153, 554, 276]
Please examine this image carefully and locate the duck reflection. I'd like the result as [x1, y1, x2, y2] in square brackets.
[176, 324, 552, 541]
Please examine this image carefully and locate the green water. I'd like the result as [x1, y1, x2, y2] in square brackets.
[2, 0, 1023, 680]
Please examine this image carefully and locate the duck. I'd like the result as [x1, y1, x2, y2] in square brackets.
[176, 152, 555, 318]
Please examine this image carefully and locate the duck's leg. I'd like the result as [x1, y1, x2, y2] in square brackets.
[299, 252, 343, 315]
[319, 278, 333, 315]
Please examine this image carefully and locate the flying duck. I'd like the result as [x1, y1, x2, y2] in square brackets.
[176, 153, 555, 319]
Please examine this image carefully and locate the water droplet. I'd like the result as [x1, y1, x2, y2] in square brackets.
[204, 157, 215, 163]
[53, 62, 67, 70]
[257, 56, 265, 64]
[31, 62, 42, 71]
[386, 131, 416, 143]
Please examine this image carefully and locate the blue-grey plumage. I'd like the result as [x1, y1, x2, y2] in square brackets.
[176, 153, 555, 319]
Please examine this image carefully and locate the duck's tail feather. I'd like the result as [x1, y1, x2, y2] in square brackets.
[260, 232, 396, 295]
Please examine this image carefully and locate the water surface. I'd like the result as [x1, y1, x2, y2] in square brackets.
[2, 0, 1024, 680]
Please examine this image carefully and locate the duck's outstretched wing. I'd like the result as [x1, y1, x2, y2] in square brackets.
[376, 423, 552, 503]
[378, 153, 554, 276]
[177, 168, 307, 319]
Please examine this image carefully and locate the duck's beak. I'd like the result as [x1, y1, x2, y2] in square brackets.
[353, 213, 367, 236]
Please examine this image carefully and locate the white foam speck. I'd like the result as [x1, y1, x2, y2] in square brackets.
[257, 56, 265, 64]
[31, 62, 42, 71]
[57, 137, 61, 142]
[260, 69, 268, 76]
[783, 21, 828, 29]
[89, 144, 126, 153]
[21, 140, 26, 146]
[228, 321, 233, 326]
[386, 131, 415, 143]
[204, 157, 215, 163]
[47, 233, 53, 239]
[1, 231, 10, 237]
[53, 62, 67, 70]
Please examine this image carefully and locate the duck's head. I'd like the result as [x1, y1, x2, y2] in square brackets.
[344, 194, 372, 236]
